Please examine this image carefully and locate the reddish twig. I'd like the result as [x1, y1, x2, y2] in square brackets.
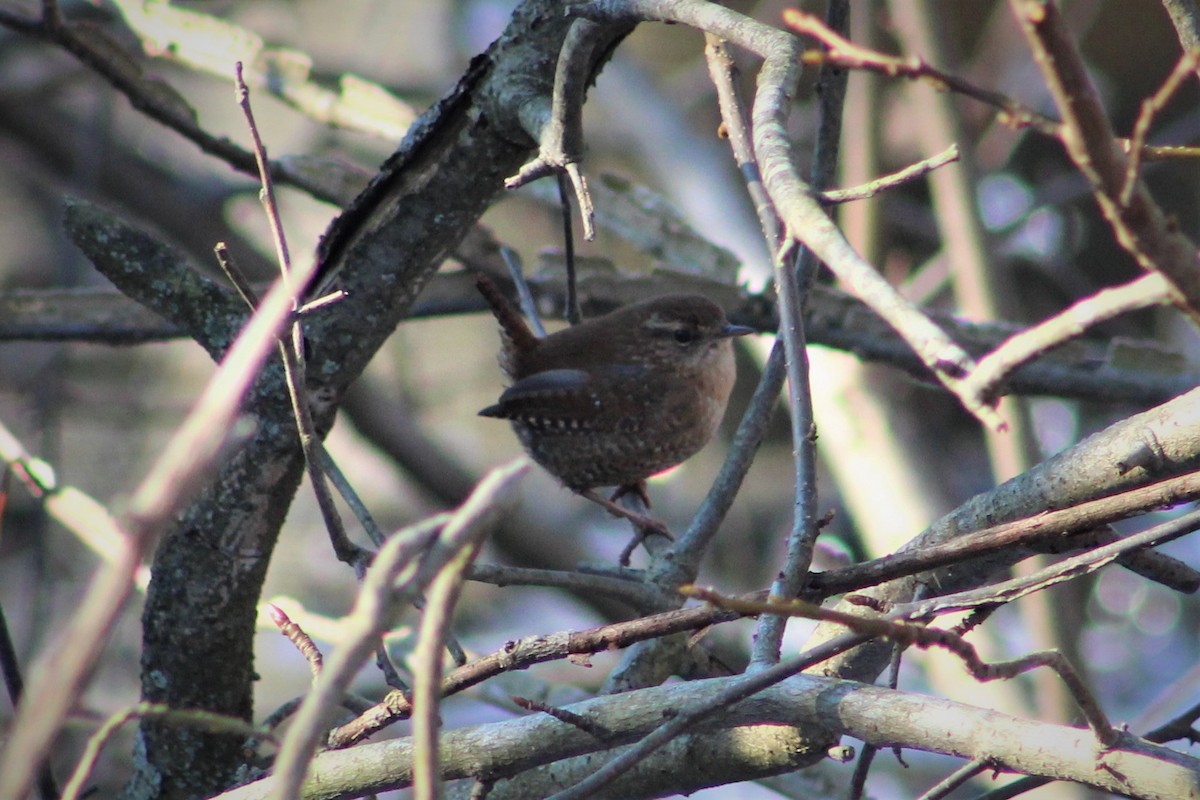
[684, 586, 1118, 747]
[327, 597, 754, 748]
[784, 10, 1060, 136]
[267, 603, 323, 683]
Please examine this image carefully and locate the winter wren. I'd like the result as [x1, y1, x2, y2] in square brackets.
[477, 277, 752, 493]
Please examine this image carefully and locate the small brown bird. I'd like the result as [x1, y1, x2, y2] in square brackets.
[477, 276, 752, 496]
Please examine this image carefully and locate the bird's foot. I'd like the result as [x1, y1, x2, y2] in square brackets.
[580, 489, 672, 565]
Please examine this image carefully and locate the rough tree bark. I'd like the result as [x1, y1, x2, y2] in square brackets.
[92, 4, 631, 797]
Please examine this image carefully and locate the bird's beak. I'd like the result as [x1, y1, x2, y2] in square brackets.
[719, 323, 755, 338]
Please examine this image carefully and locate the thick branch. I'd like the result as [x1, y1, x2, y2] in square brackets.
[810, 384, 1200, 682]
[7, 274, 1193, 406]
[57, 4, 621, 796]
[215, 674, 1199, 800]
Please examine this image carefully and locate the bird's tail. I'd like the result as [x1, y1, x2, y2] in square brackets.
[474, 273, 541, 354]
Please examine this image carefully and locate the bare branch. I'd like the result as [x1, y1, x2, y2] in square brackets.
[1010, 0, 1200, 321]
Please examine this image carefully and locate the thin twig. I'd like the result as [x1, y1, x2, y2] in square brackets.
[214, 243, 261, 311]
[499, 247, 548, 337]
[261, 697, 304, 733]
[412, 516, 490, 800]
[785, 9, 1059, 137]
[466, 562, 669, 610]
[61, 704, 269, 800]
[505, 18, 600, 243]
[296, 290, 347, 317]
[376, 643, 410, 692]
[215, 240, 388, 553]
[820, 144, 960, 204]
[0, 197, 322, 799]
[1120, 49, 1200, 207]
[557, 172, 583, 325]
[565, 163, 595, 242]
[845, 742, 877, 800]
[904, 506, 1200, 620]
[326, 590, 755, 749]
[266, 515, 448, 800]
[235, 62, 365, 567]
[808, 467, 1200, 598]
[704, 35, 782, 248]
[686, 585, 1119, 746]
[314, 445, 388, 548]
[512, 696, 612, 739]
[1143, 700, 1200, 744]
[916, 758, 989, 800]
[268, 462, 524, 800]
[752, 0, 847, 668]
[962, 272, 1174, 403]
[1009, 0, 1200, 321]
[542, 630, 873, 800]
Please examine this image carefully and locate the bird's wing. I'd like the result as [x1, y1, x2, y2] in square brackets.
[479, 366, 648, 430]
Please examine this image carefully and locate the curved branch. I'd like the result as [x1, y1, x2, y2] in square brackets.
[577, 0, 1002, 428]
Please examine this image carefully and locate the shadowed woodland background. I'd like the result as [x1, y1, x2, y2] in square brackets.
[1, 1, 1199, 798]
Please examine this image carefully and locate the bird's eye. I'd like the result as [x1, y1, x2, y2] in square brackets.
[673, 328, 695, 344]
